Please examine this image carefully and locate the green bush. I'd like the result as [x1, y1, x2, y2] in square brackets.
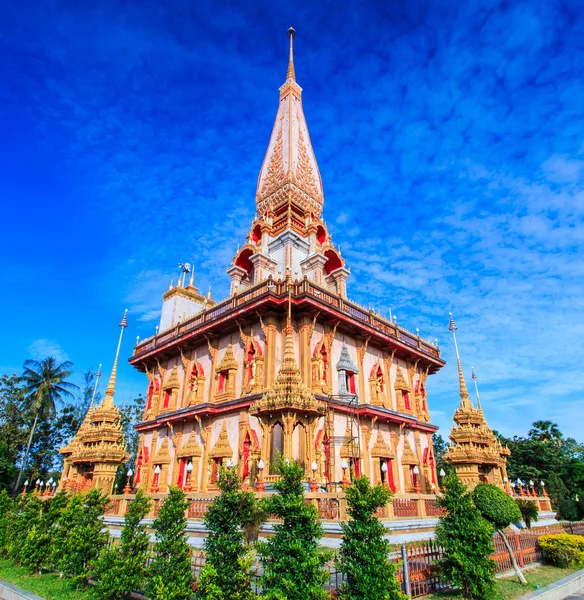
[472, 483, 522, 529]
[21, 491, 69, 574]
[7, 494, 44, 564]
[435, 473, 495, 599]
[196, 466, 259, 600]
[94, 489, 152, 600]
[0, 489, 14, 553]
[516, 499, 539, 529]
[147, 486, 194, 600]
[258, 459, 331, 600]
[337, 476, 404, 600]
[53, 489, 109, 585]
[539, 533, 584, 567]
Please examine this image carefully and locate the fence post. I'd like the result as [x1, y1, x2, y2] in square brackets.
[401, 543, 412, 599]
[515, 532, 524, 568]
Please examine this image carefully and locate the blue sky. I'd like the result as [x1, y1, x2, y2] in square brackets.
[1, 0, 583, 440]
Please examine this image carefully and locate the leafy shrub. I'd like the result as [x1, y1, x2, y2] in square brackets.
[435, 473, 495, 599]
[147, 486, 194, 600]
[53, 489, 109, 585]
[7, 493, 44, 564]
[196, 466, 259, 600]
[258, 459, 331, 600]
[516, 499, 539, 529]
[539, 533, 584, 567]
[21, 491, 69, 574]
[0, 489, 14, 553]
[337, 476, 405, 600]
[94, 489, 152, 600]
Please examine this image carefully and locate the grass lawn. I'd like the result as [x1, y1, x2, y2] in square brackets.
[0, 559, 94, 600]
[429, 565, 580, 599]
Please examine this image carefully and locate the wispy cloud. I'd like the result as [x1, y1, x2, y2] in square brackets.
[28, 339, 70, 363]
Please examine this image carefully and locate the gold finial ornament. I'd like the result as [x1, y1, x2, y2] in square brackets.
[472, 366, 482, 410]
[287, 27, 296, 81]
[449, 313, 470, 406]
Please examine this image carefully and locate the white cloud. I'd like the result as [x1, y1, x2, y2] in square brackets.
[28, 339, 70, 363]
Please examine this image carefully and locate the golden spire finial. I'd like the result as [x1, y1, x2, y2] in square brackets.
[471, 366, 482, 410]
[286, 27, 296, 82]
[87, 363, 102, 414]
[449, 312, 471, 407]
[101, 309, 128, 409]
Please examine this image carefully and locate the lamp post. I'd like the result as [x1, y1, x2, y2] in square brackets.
[310, 461, 319, 492]
[503, 476, 510, 495]
[413, 465, 422, 494]
[541, 480, 548, 497]
[34, 479, 40, 494]
[46, 477, 54, 496]
[256, 459, 265, 492]
[52, 481, 57, 495]
[21, 480, 29, 497]
[529, 480, 536, 497]
[39, 480, 45, 496]
[517, 478, 525, 497]
[510, 481, 516, 497]
[341, 459, 349, 485]
[124, 469, 133, 494]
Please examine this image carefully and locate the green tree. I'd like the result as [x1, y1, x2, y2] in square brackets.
[337, 476, 404, 600]
[515, 499, 539, 529]
[435, 473, 495, 599]
[53, 489, 109, 585]
[14, 358, 78, 495]
[196, 466, 259, 600]
[529, 421, 563, 443]
[472, 483, 526, 585]
[258, 459, 331, 600]
[6, 493, 44, 564]
[21, 491, 70, 574]
[432, 434, 450, 476]
[0, 375, 28, 491]
[148, 486, 194, 600]
[94, 489, 152, 600]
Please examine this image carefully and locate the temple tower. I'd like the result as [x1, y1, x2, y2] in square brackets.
[443, 314, 510, 490]
[129, 30, 444, 497]
[60, 311, 130, 493]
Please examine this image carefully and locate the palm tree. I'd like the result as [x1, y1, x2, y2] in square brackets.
[529, 420, 563, 443]
[13, 357, 78, 496]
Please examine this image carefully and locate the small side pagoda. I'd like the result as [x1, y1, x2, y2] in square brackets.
[443, 315, 511, 490]
[59, 312, 129, 493]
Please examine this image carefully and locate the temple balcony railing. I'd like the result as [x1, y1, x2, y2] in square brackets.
[131, 278, 442, 364]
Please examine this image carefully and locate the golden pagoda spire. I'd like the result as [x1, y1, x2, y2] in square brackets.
[286, 27, 296, 82]
[471, 366, 482, 410]
[449, 313, 471, 407]
[100, 309, 128, 409]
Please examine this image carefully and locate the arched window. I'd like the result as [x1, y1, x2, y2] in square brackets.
[146, 381, 154, 410]
[320, 345, 328, 383]
[345, 371, 356, 394]
[189, 364, 202, 391]
[242, 433, 252, 479]
[270, 422, 284, 473]
[376, 366, 384, 392]
[403, 390, 411, 411]
[322, 434, 331, 483]
[247, 344, 256, 384]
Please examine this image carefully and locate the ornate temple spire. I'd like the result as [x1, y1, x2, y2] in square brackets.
[286, 27, 296, 82]
[100, 309, 128, 410]
[471, 366, 482, 410]
[449, 313, 471, 408]
[256, 28, 323, 217]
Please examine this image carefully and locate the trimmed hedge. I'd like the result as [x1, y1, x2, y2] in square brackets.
[539, 533, 584, 567]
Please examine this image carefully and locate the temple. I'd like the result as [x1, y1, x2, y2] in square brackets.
[442, 314, 511, 490]
[127, 29, 445, 498]
[59, 311, 129, 493]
